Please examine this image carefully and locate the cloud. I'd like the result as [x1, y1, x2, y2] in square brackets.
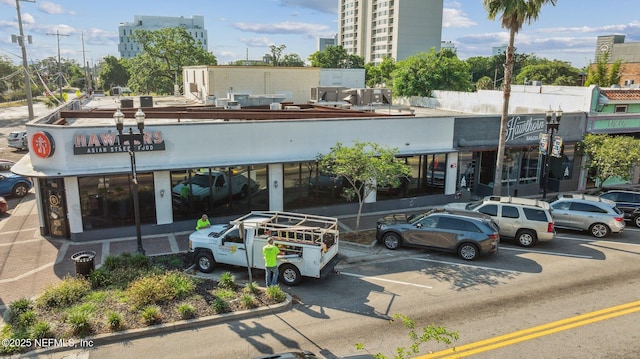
[233, 21, 330, 37]
[443, 2, 476, 29]
[38, 1, 74, 15]
[239, 36, 272, 47]
[277, 0, 337, 14]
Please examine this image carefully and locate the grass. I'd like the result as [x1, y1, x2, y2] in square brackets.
[0, 253, 287, 355]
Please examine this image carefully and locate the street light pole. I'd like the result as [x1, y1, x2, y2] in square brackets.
[14, 0, 35, 121]
[542, 108, 562, 200]
[114, 108, 146, 255]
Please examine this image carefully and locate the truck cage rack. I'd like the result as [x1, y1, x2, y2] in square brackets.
[232, 211, 339, 247]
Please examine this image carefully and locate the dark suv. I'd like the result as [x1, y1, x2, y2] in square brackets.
[598, 189, 640, 227]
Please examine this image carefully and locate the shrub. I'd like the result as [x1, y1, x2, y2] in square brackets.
[218, 272, 236, 289]
[177, 303, 196, 320]
[106, 312, 124, 331]
[31, 321, 52, 339]
[65, 305, 93, 336]
[164, 271, 196, 298]
[266, 285, 287, 303]
[140, 306, 162, 326]
[240, 294, 257, 309]
[17, 310, 37, 328]
[36, 276, 91, 308]
[243, 281, 260, 295]
[7, 298, 34, 324]
[211, 298, 229, 314]
[126, 274, 173, 309]
[88, 267, 111, 289]
[213, 288, 236, 301]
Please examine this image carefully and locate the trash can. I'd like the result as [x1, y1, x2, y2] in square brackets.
[71, 251, 96, 279]
[140, 96, 153, 108]
[120, 98, 134, 108]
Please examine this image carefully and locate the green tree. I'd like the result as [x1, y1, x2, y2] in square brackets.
[308, 46, 364, 68]
[580, 134, 640, 187]
[98, 55, 130, 91]
[476, 76, 494, 90]
[483, 0, 558, 196]
[0, 55, 21, 98]
[317, 141, 411, 232]
[365, 56, 396, 87]
[392, 49, 472, 97]
[280, 53, 305, 67]
[268, 44, 286, 66]
[515, 60, 580, 86]
[129, 27, 217, 94]
[585, 50, 623, 87]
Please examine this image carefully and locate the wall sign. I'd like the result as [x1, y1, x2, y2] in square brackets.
[505, 116, 546, 142]
[73, 130, 166, 155]
[31, 131, 56, 159]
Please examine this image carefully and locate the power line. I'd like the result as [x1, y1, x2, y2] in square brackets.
[46, 30, 70, 99]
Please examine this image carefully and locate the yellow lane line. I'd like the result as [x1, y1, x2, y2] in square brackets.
[416, 300, 640, 358]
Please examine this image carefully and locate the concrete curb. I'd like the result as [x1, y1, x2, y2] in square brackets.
[25, 293, 293, 356]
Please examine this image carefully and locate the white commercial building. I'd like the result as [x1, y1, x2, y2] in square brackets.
[118, 15, 208, 59]
[338, 0, 443, 64]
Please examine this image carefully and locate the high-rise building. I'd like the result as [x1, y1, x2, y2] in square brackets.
[318, 36, 338, 52]
[338, 0, 443, 64]
[118, 15, 207, 59]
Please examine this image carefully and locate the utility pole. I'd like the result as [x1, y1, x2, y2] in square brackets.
[14, 0, 35, 121]
[81, 32, 92, 92]
[46, 29, 69, 99]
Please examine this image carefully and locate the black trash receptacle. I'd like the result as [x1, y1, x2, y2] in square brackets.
[140, 96, 153, 108]
[71, 251, 96, 279]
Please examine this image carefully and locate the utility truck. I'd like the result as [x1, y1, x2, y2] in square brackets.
[189, 211, 340, 286]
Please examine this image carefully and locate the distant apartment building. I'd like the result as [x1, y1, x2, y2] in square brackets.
[317, 36, 337, 51]
[492, 45, 507, 56]
[338, 0, 443, 64]
[118, 15, 208, 59]
[595, 35, 640, 87]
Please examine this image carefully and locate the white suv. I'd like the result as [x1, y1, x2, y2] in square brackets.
[447, 196, 555, 247]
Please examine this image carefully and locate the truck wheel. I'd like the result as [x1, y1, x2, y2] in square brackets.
[634, 215, 640, 228]
[195, 252, 215, 273]
[279, 264, 302, 286]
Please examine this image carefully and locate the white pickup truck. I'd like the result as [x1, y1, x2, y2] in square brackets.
[188, 211, 340, 286]
[172, 170, 259, 208]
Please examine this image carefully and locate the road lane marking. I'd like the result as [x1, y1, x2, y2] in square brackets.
[416, 300, 640, 358]
[338, 271, 433, 289]
[500, 247, 593, 259]
[411, 257, 522, 274]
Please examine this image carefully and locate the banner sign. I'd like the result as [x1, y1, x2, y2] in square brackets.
[73, 130, 165, 155]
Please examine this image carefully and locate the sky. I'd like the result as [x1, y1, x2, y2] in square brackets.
[1, 0, 639, 69]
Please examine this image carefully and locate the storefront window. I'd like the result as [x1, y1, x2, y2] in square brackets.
[289, 161, 353, 210]
[79, 173, 156, 230]
[519, 148, 540, 184]
[171, 166, 267, 220]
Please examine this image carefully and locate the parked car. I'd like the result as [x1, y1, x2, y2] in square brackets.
[376, 208, 500, 260]
[446, 196, 555, 248]
[597, 189, 640, 227]
[0, 170, 32, 197]
[548, 194, 625, 238]
[0, 159, 15, 172]
[308, 172, 348, 198]
[7, 130, 28, 150]
[0, 196, 7, 215]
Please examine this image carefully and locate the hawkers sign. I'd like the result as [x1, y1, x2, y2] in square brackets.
[73, 130, 165, 155]
[505, 116, 546, 142]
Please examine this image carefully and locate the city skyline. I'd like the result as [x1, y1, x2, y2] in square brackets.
[1, 0, 639, 69]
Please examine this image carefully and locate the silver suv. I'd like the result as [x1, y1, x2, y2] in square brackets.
[447, 196, 554, 248]
[549, 194, 625, 238]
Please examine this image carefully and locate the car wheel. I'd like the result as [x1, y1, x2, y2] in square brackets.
[12, 183, 29, 197]
[458, 243, 478, 260]
[589, 223, 610, 238]
[238, 185, 248, 199]
[279, 264, 302, 286]
[382, 232, 401, 250]
[516, 230, 537, 248]
[634, 215, 640, 228]
[195, 252, 215, 273]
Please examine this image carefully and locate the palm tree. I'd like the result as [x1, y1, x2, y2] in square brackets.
[483, 0, 557, 195]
